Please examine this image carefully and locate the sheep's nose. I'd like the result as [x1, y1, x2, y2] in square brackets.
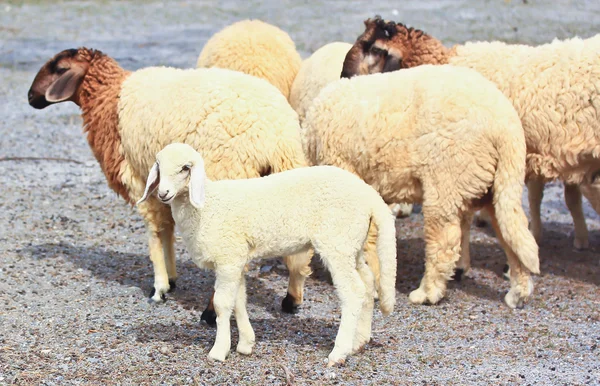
[27, 89, 34, 102]
[159, 190, 170, 199]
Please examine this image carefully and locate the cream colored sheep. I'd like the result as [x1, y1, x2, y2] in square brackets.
[289, 41, 413, 218]
[137, 143, 397, 366]
[27, 48, 312, 324]
[342, 16, 600, 261]
[197, 19, 302, 100]
[303, 64, 540, 308]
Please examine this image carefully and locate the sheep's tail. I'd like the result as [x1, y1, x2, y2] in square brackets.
[491, 131, 540, 274]
[269, 135, 309, 174]
[370, 200, 397, 315]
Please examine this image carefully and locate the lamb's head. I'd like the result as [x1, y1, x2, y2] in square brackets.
[28, 48, 97, 109]
[341, 16, 444, 78]
[137, 143, 208, 209]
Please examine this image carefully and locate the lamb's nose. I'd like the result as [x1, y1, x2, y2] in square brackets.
[27, 89, 34, 102]
[159, 190, 170, 199]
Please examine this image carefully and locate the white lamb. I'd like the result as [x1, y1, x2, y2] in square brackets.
[137, 143, 398, 366]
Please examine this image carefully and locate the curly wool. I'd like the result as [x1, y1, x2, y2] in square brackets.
[197, 19, 302, 100]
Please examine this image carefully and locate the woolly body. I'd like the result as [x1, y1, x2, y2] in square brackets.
[197, 19, 302, 100]
[143, 143, 397, 366]
[289, 42, 352, 123]
[303, 64, 539, 308]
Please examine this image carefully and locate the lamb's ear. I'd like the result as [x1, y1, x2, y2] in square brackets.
[137, 162, 160, 205]
[382, 54, 402, 73]
[45, 65, 86, 103]
[189, 159, 206, 209]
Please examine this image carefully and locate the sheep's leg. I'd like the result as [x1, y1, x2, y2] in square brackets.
[318, 245, 365, 367]
[281, 249, 314, 313]
[159, 221, 177, 291]
[409, 211, 461, 306]
[147, 231, 170, 303]
[564, 183, 589, 250]
[353, 254, 375, 354]
[527, 178, 545, 244]
[389, 202, 413, 218]
[234, 275, 255, 355]
[453, 211, 474, 282]
[208, 265, 244, 362]
[485, 205, 534, 309]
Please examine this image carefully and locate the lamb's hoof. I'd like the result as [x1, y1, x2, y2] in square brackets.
[236, 341, 255, 356]
[168, 279, 177, 292]
[504, 291, 526, 309]
[452, 268, 464, 282]
[281, 293, 299, 314]
[148, 287, 167, 303]
[201, 308, 217, 327]
[208, 348, 228, 362]
[352, 337, 370, 354]
[573, 237, 589, 251]
[475, 217, 488, 228]
[327, 353, 347, 368]
[503, 264, 510, 281]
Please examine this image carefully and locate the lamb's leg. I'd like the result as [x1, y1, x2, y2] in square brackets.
[353, 255, 375, 354]
[318, 246, 365, 367]
[234, 275, 255, 355]
[362, 219, 380, 299]
[281, 249, 314, 313]
[409, 211, 462, 306]
[389, 202, 413, 218]
[527, 178, 545, 244]
[485, 205, 534, 309]
[208, 266, 244, 362]
[453, 211, 474, 282]
[564, 183, 589, 250]
[160, 221, 178, 291]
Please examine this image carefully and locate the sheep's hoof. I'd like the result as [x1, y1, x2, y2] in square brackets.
[503, 264, 510, 281]
[281, 293, 300, 314]
[236, 341, 255, 356]
[573, 237, 589, 251]
[201, 308, 217, 327]
[451, 268, 464, 282]
[168, 279, 177, 292]
[504, 290, 526, 309]
[326, 353, 347, 368]
[207, 348, 228, 362]
[148, 288, 167, 303]
[352, 337, 370, 354]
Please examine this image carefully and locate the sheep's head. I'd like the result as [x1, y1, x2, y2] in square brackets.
[341, 16, 434, 78]
[137, 143, 207, 209]
[28, 48, 92, 109]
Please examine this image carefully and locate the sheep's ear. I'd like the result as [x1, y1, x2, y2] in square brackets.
[189, 159, 206, 209]
[45, 65, 86, 103]
[137, 163, 160, 205]
[382, 55, 402, 73]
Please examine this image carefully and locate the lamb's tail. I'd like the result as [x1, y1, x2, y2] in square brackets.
[370, 200, 398, 315]
[491, 130, 540, 274]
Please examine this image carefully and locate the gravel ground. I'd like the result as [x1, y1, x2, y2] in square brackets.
[1, 1, 599, 385]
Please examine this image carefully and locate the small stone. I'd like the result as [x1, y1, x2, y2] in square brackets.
[260, 265, 272, 273]
[325, 371, 336, 379]
[159, 346, 170, 355]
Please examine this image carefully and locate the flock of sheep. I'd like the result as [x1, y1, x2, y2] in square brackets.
[26, 16, 600, 367]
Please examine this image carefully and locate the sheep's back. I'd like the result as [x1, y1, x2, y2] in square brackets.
[117, 66, 303, 200]
[289, 42, 352, 123]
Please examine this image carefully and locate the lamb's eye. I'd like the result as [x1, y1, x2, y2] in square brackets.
[56, 67, 68, 75]
[591, 170, 600, 183]
[181, 164, 191, 173]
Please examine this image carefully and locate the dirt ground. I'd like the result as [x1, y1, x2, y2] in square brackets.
[1, 0, 599, 385]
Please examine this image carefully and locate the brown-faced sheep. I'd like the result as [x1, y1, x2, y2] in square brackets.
[27, 47, 312, 325]
[342, 17, 600, 263]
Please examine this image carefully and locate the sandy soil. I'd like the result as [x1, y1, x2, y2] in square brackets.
[1, 1, 599, 385]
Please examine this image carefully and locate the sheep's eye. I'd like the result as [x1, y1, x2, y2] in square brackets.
[370, 46, 386, 56]
[56, 67, 68, 75]
[591, 170, 600, 183]
[181, 164, 191, 173]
